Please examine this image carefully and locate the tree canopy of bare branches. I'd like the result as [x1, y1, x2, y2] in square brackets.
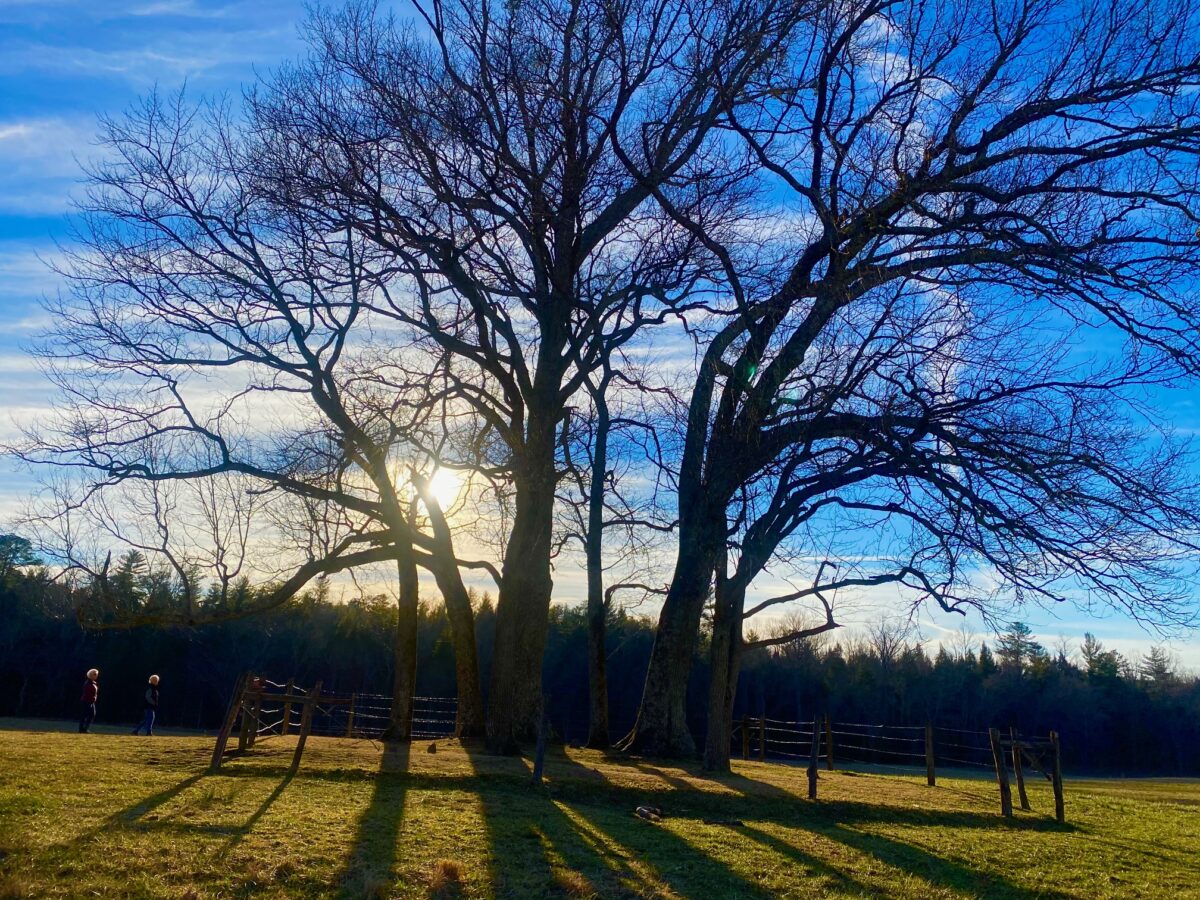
[16, 0, 1200, 762]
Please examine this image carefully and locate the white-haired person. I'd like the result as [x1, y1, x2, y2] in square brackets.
[78, 668, 99, 733]
[132, 675, 161, 736]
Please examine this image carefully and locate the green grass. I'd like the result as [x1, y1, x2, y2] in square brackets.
[0, 726, 1197, 898]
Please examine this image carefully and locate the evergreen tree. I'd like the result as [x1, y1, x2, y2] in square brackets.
[997, 622, 1045, 672]
[1140, 647, 1175, 684]
[978, 643, 998, 677]
[1082, 633, 1123, 681]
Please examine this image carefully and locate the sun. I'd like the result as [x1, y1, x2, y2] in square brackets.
[425, 468, 463, 511]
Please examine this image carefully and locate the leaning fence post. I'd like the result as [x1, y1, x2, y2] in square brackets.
[807, 718, 820, 799]
[741, 717, 749, 760]
[989, 727, 1013, 818]
[246, 688, 264, 748]
[281, 678, 294, 737]
[925, 723, 936, 787]
[1050, 731, 1065, 823]
[758, 717, 766, 762]
[290, 680, 322, 773]
[209, 672, 248, 773]
[346, 693, 357, 739]
[824, 715, 834, 771]
[1010, 727, 1030, 810]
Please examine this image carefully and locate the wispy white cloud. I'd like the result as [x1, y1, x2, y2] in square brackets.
[0, 242, 68, 296]
[0, 35, 291, 87]
[125, 0, 232, 16]
[0, 117, 97, 214]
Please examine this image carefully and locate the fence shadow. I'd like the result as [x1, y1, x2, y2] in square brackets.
[219, 771, 294, 856]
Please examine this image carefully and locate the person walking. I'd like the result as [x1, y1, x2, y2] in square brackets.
[79, 668, 99, 733]
[132, 675, 160, 736]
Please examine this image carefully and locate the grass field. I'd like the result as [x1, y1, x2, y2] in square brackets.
[0, 726, 1197, 898]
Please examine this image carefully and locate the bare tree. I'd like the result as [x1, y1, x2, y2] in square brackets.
[625, 0, 1200, 760]
[15, 93, 493, 739]
[558, 361, 674, 747]
[251, 0, 809, 750]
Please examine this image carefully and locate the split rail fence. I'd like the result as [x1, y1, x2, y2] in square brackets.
[208, 674, 457, 773]
[732, 715, 1064, 821]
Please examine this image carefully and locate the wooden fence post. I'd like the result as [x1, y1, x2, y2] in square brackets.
[807, 718, 820, 800]
[281, 678, 294, 737]
[1010, 727, 1030, 810]
[741, 717, 749, 760]
[925, 723, 936, 787]
[290, 680, 322, 774]
[758, 717, 766, 762]
[989, 727, 1013, 818]
[824, 716, 834, 771]
[209, 672, 248, 773]
[1050, 731, 1064, 823]
[246, 689, 264, 748]
[236, 680, 255, 753]
[345, 693, 357, 739]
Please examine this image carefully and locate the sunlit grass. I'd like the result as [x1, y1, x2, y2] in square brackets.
[0, 726, 1197, 898]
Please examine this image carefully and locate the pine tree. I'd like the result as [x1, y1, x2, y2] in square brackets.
[996, 622, 1045, 672]
[1139, 646, 1174, 683]
[1081, 633, 1122, 681]
[978, 643, 998, 677]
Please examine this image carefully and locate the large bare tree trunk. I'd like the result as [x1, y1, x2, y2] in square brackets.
[586, 587, 610, 748]
[414, 474, 485, 740]
[487, 421, 557, 753]
[620, 524, 720, 757]
[384, 544, 420, 742]
[435, 569, 485, 739]
[703, 574, 744, 772]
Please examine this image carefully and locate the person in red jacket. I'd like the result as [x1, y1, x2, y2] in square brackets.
[79, 668, 99, 733]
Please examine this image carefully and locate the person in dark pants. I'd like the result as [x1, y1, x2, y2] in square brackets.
[132, 674, 160, 736]
[79, 668, 99, 733]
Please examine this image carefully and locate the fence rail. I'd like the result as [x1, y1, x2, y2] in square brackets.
[731, 714, 1064, 821]
[209, 673, 459, 773]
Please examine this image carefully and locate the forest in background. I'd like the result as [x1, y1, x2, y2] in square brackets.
[3, 539, 1196, 776]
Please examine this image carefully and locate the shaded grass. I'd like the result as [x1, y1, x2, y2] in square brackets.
[0, 725, 1197, 897]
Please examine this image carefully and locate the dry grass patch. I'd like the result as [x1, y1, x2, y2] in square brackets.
[428, 857, 467, 896]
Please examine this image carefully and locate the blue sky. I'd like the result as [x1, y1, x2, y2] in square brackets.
[1, 0, 1199, 669]
[0, 0, 307, 519]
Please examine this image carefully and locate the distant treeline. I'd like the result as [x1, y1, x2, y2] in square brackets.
[1, 553, 1197, 774]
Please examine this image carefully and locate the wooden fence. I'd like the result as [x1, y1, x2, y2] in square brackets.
[732, 715, 1064, 821]
[208, 674, 457, 773]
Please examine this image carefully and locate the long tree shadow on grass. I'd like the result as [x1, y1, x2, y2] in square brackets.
[334, 742, 411, 899]
[474, 744, 1088, 898]
[808, 819, 1076, 899]
[565, 781, 1074, 899]
[735, 821, 875, 896]
[464, 747, 778, 899]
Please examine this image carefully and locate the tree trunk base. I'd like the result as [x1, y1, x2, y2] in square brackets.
[380, 724, 411, 744]
[616, 720, 697, 758]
